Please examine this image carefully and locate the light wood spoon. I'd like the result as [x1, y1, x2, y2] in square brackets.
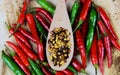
[46, 0, 74, 71]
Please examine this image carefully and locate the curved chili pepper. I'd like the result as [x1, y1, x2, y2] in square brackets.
[75, 30, 86, 68]
[34, 17, 48, 39]
[6, 23, 32, 49]
[28, 58, 44, 75]
[67, 65, 78, 74]
[41, 65, 52, 75]
[12, 23, 36, 43]
[97, 19, 112, 68]
[71, 58, 87, 74]
[35, 13, 50, 31]
[6, 41, 29, 67]
[86, 6, 97, 56]
[10, 52, 31, 75]
[10, 28, 32, 49]
[55, 71, 65, 75]
[2, 51, 25, 75]
[11, 0, 30, 37]
[26, 14, 44, 61]
[62, 69, 74, 75]
[97, 6, 118, 40]
[90, 34, 98, 75]
[106, 28, 120, 51]
[74, 0, 91, 32]
[15, 37, 38, 61]
[70, 0, 80, 26]
[29, 7, 52, 23]
[80, 20, 88, 41]
[35, 0, 55, 15]
[97, 30, 104, 75]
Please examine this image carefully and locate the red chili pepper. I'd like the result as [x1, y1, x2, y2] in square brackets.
[97, 19, 112, 68]
[12, 54, 31, 75]
[97, 6, 118, 40]
[6, 41, 29, 67]
[35, 13, 50, 31]
[62, 69, 74, 75]
[75, 30, 86, 68]
[11, 0, 30, 36]
[103, 36, 112, 68]
[74, 0, 91, 32]
[71, 58, 86, 74]
[9, 28, 32, 49]
[15, 37, 38, 61]
[12, 23, 36, 43]
[90, 34, 98, 74]
[80, 20, 88, 41]
[55, 71, 65, 75]
[106, 28, 120, 51]
[80, 0, 85, 4]
[30, 7, 52, 23]
[97, 39, 104, 75]
[26, 14, 44, 61]
[41, 65, 52, 75]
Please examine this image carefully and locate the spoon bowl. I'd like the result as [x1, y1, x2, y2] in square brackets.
[46, 0, 74, 71]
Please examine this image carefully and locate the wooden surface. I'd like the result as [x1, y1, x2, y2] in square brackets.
[0, 0, 120, 75]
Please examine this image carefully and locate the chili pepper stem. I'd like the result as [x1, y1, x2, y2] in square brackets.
[73, 20, 83, 32]
[81, 69, 89, 75]
[9, 24, 20, 38]
[94, 64, 98, 75]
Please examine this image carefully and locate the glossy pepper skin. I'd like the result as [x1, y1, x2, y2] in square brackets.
[35, 0, 55, 15]
[90, 35, 98, 71]
[97, 39, 104, 75]
[12, 23, 36, 43]
[29, 7, 52, 23]
[97, 19, 112, 68]
[34, 17, 48, 39]
[75, 30, 86, 68]
[71, 58, 86, 74]
[12, 0, 30, 36]
[103, 36, 112, 68]
[12, 54, 31, 75]
[106, 28, 120, 51]
[86, 6, 97, 56]
[9, 28, 32, 49]
[97, 6, 118, 40]
[74, 0, 91, 32]
[70, 0, 80, 26]
[67, 65, 78, 74]
[6, 41, 29, 67]
[55, 71, 65, 75]
[18, 27, 36, 43]
[62, 69, 74, 75]
[2, 51, 25, 75]
[35, 13, 50, 31]
[15, 37, 38, 61]
[80, 20, 88, 41]
[28, 59, 44, 75]
[26, 14, 44, 61]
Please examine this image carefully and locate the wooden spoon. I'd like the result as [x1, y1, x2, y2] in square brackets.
[46, 0, 74, 71]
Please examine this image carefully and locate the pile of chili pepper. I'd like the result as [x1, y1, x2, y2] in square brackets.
[1, 0, 120, 75]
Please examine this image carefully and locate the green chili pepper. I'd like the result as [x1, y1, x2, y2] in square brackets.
[86, 5, 97, 56]
[34, 17, 47, 39]
[35, 0, 55, 15]
[70, 0, 80, 26]
[2, 51, 25, 75]
[28, 58, 44, 75]
[68, 65, 78, 75]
